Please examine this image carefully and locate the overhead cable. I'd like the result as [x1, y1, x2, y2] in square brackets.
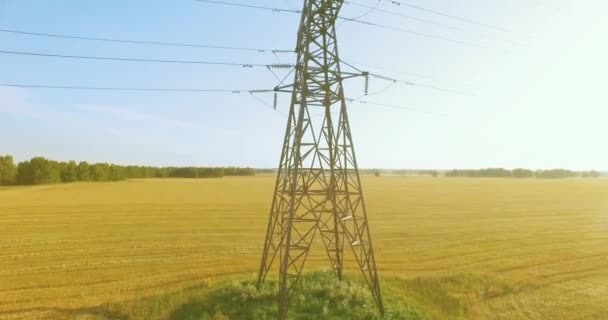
[193, 0, 500, 50]
[363, 0, 512, 33]
[0, 83, 274, 93]
[0, 49, 295, 69]
[0, 28, 294, 53]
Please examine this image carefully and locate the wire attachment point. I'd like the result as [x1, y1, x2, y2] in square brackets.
[363, 71, 370, 95]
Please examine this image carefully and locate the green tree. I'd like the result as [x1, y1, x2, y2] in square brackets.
[0, 155, 18, 185]
[581, 171, 601, 178]
[536, 169, 576, 179]
[155, 167, 171, 178]
[109, 165, 126, 181]
[90, 163, 111, 181]
[17, 157, 61, 185]
[224, 167, 256, 176]
[60, 161, 79, 183]
[77, 161, 90, 181]
[512, 168, 534, 178]
[16, 161, 33, 185]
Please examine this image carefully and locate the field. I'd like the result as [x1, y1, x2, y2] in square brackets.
[1, 177, 607, 319]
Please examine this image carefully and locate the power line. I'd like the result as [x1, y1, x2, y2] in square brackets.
[0, 83, 274, 93]
[363, 0, 512, 33]
[193, 0, 300, 14]
[0, 50, 478, 97]
[0, 83, 287, 117]
[343, 0, 381, 21]
[366, 72, 480, 97]
[339, 16, 500, 50]
[344, 1, 521, 45]
[0, 83, 443, 116]
[192, 0, 499, 50]
[0, 28, 294, 53]
[279, 56, 480, 97]
[346, 1, 473, 34]
[347, 79, 397, 103]
[0, 49, 295, 68]
[249, 92, 288, 117]
[342, 58, 476, 88]
[339, 58, 480, 96]
[346, 98, 452, 117]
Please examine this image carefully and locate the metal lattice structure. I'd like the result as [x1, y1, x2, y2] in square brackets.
[257, 0, 384, 318]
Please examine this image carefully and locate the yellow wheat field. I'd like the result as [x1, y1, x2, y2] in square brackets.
[0, 177, 607, 319]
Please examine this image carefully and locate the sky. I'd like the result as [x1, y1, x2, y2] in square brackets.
[0, 0, 607, 170]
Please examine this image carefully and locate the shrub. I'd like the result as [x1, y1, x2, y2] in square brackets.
[168, 271, 423, 320]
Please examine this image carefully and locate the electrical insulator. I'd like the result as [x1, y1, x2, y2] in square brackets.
[269, 64, 294, 69]
[364, 73, 370, 96]
[273, 92, 278, 110]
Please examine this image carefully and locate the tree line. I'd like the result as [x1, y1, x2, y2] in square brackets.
[391, 169, 440, 177]
[0, 155, 255, 186]
[445, 168, 601, 179]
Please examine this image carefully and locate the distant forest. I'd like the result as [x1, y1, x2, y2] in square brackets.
[445, 168, 601, 179]
[1, 155, 602, 186]
[367, 169, 602, 179]
[0, 155, 255, 186]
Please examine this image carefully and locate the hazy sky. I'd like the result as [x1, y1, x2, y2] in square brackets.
[0, 0, 606, 170]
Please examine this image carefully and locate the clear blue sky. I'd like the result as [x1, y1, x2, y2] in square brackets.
[1, 0, 606, 170]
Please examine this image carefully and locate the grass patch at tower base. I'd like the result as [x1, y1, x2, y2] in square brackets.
[166, 271, 421, 320]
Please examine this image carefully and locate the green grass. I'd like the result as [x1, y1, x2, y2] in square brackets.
[163, 272, 421, 320]
[0, 177, 606, 319]
[48, 272, 515, 320]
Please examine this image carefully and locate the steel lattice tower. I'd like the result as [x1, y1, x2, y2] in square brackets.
[257, 0, 384, 318]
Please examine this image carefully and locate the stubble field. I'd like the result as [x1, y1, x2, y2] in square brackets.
[0, 176, 607, 319]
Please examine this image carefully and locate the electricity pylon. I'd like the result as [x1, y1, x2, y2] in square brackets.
[257, 0, 383, 319]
